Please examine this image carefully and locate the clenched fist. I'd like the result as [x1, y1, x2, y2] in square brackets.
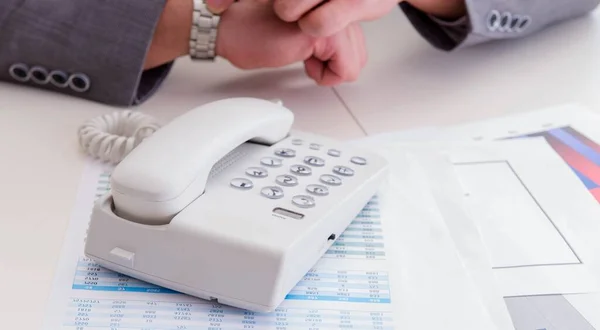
[215, 1, 367, 85]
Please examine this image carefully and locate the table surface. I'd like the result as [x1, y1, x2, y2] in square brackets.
[1, 7, 599, 329]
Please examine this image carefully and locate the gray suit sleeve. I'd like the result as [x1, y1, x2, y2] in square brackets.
[400, 0, 600, 51]
[0, 0, 172, 106]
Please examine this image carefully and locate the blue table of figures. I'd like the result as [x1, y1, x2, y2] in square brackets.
[64, 298, 395, 329]
[73, 258, 391, 304]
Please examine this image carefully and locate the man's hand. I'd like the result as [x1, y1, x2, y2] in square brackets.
[215, 1, 367, 85]
[145, 0, 367, 85]
[207, 0, 467, 38]
[208, 0, 400, 37]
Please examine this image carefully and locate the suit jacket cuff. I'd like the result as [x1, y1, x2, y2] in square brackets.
[134, 62, 174, 105]
[399, 2, 470, 51]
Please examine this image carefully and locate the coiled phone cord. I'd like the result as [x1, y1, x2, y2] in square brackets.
[77, 110, 161, 164]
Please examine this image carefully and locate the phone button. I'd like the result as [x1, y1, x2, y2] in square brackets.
[290, 164, 312, 176]
[246, 167, 268, 178]
[327, 149, 341, 157]
[309, 143, 322, 150]
[320, 174, 342, 186]
[275, 148, 296, 158]
[276, 174, 298, 187]
[351, 157, 367, 165]
[261, 186, 284, 199]
[261, 157, 282, 167]
[306, 184, 329, 196]
[291, 139, 303, 145]
[293, 195, 316, 208]
[304, 156, 325, 167]
[230, 178, 253, 190]
[333, 165, 354, 177]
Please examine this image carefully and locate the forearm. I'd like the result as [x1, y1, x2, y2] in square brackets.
[402, 0, 466, 20]
[145, 0, 194, 69]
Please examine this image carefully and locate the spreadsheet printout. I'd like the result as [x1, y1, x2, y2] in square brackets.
[41, 160, 398, 330]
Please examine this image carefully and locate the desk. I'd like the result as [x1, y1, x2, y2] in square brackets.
[1, 6, 599, 329]
[336, 8, 600, 134]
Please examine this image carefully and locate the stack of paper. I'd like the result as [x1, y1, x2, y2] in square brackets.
[41, 104, 600, 329]
[355, 104, 600, 329]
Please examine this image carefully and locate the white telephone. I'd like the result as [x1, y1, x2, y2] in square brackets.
[84, 97, 389, 312]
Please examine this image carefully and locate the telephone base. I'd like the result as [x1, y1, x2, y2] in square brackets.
[83, 98, 389, 312]
[86, 251, 278, 312]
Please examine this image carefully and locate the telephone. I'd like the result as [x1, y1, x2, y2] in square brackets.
[84, 97, 389, 312]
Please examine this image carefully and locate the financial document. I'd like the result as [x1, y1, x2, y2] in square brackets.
[42, 151, 507, 329]
[367, 104, 600, 329]
[42, 159, 400, 329]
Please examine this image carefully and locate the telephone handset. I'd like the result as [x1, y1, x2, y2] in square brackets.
[110, 97, 294, 225]
[84, 97, 389, 312]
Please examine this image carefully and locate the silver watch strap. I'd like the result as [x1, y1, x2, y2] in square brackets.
[189, 0, 220, 60]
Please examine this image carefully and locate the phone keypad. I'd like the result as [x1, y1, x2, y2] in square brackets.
[351, 156, 367, 165]
[275, 148, 296, 157]
[230, 178, 253, 190]
[320, 174, 342, 186]
[261, 186, 284, 199]
[292, 195, 316, 208]
[229, 137, 369, 213]
[290, 164, 312, 176]
[304, 156, 325, 167]
[309, 143, 322, 150]
[306, 184, 329, 196]
[276, 174, 298, 187]
[333, 165, 354, 177]
[261, 157, 282, 167]
[246, 167, 268, 178]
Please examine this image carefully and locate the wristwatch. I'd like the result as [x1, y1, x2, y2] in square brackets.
[189, 0, 220, 60]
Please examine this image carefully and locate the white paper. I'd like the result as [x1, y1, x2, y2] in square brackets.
[42, 156, 500, 329]
[418, 139, 600, 297]
[375, 149, 504, 330]
[386, 148, 516, 330]
[403, 103, 600, 329]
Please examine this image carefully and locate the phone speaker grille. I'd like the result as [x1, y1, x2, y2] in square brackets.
[209, 149, 247, 178]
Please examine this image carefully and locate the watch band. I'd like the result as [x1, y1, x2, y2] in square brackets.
[189, 0, 220, 60]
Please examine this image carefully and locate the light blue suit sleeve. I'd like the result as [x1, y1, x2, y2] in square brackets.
[400, 0, 600, 51]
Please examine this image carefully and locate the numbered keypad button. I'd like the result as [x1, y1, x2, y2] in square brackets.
[290, 164, 312, 176]
[261, 157, 282, 167]
[304, 156, 325, 167]
[320, 174, 342, 186]
[351, 157, 367, 165]
[293, 195, 316, 208]
[261, 186, 284, 199]
[333, 165, 354, 177]
[275, 148, 296, 158]
[307, 184, 329, 196]
[328, 149, 341, 157]
[246, 167, 268, 178]
[309, 143, 321, 150]
[291, 139, 303, 145]
[230, 178, 253, 190]
[276, 174, 298, 187]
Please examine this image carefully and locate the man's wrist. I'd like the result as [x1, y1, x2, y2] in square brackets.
[144, 0, 194, 69]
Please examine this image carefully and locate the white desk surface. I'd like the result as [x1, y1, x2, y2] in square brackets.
[336, 8, 600, 134]
[1, 6, 599, 329]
